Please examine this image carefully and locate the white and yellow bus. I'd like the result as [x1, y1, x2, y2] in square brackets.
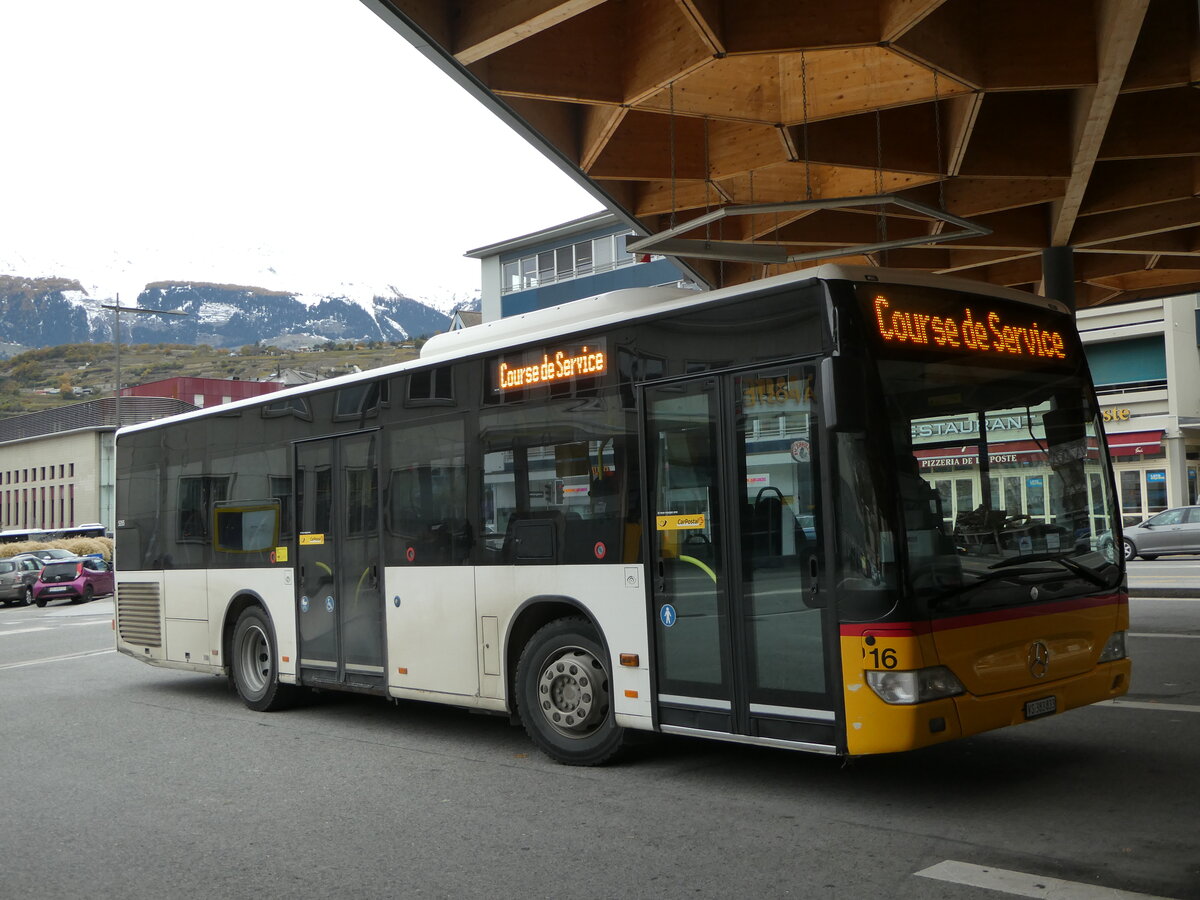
[114, 265, 1130, 765]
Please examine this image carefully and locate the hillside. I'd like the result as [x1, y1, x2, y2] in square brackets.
[0, 341, 422, 416]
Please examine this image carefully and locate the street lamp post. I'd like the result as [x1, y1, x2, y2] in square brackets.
[101, 298, 190, 427]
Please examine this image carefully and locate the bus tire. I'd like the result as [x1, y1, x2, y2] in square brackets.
[516, 616, 625, 766]
[231, 606, 296, 712]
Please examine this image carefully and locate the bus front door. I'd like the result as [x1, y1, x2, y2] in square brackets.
[644, 365, 835, 750]
[294, 432, 385, 692]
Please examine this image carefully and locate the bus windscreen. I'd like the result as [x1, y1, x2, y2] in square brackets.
[856, 285, 1121, 611]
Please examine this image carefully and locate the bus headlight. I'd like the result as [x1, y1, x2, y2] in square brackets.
[866, 667, 965, 705]
[1097, 631, 1126, 662]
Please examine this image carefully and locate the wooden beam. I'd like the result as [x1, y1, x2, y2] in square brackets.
[781, 104, 944, 174]
[957, 92, 1073, 178]
[1121, 0, 1197, 92]
[585, 109, 710, 180]
[452, 0, 607, 65]
[580, 104, 628, 171]
[719, 0, 879, 53]
[386, 0, 453, 48]
[504, 96, 582, 162]
[777, 47, 972, 124]
[1080, 159, 1199, 217]
[977, 0, 1098, 90]
[1082, 231, 1200, 256]
[476, 7, 625, 104]
[1049, 0, 1150, 246]
[880, 0, 950, 43]
[1098, 87, 1200, 160]
[622, 0, 716, 106]
[703, 120, 792, 179]
[889, 1, 983, 89]
[951, 206, 1050, 250]
[674, 0, 725, 56]
[637, 55, 782, 123]
[901, 177, 1065, 218]
[940, 92, 983, 177]
[1071, 199, 1200, 247]
[1085, 269, 1200, 293]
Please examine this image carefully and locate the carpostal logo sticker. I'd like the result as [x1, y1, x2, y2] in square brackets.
[656, 513, 706, 531]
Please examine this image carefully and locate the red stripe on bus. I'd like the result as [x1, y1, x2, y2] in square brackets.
[839, 592, 1128, 637]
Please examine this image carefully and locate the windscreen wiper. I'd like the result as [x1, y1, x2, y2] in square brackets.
[988, 552, 1115, 588]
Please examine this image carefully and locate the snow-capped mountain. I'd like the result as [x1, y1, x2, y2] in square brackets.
[0, 272, 478, 351]
[0, 241, 478, 325]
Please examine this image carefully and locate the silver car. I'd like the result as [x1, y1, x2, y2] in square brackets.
[1122, 506, 1200, 561]
[0, 556, 42, 606]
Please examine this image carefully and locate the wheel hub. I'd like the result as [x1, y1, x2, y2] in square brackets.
[537, 647, 606, 738]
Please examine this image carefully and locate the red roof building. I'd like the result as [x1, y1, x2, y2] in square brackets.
[121, 377, 282, 409]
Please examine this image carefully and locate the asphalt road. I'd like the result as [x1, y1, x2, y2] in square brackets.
[1128, 555, 1200, 598]
[1, 595, 1197, 900]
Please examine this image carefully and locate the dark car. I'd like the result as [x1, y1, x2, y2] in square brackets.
[0, 556, 42, 606]
[33, 557, 114, 607]
[13, 548, 77, 562]
[1121, 505, 1200, 560]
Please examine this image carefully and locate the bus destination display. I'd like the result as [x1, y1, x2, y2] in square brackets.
[495, 339, 607, 392]
[870, 294, 1068, 360]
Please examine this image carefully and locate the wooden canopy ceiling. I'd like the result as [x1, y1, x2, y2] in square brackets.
[363, 0, 1200, 308]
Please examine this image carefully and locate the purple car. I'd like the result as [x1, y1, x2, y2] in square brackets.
[33, 557, 114, 607]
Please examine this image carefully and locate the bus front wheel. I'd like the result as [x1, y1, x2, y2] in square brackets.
[231, 607, 296, 712]
[516, 617, 625, 766]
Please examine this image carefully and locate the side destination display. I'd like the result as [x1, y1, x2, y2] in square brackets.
[495, 338, 607, 392]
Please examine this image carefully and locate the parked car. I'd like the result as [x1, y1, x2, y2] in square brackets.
[1121, 505, 1200, 561]
[0, 556, 43, 606]
[13, 548, 77, 562]
[33, 557, 114, 607]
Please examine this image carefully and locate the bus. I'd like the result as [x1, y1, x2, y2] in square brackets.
[0, 523, 109, 544]
[113, 265, 1130, 765]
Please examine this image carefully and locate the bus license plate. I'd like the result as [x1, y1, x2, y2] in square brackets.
[1024, 696, 1056, 719]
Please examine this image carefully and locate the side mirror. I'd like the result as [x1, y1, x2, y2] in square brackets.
[820, 355, 867, 433]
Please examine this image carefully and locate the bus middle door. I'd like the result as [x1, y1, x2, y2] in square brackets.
[643, 364, 835, 751]
[294, 432, 385, 693]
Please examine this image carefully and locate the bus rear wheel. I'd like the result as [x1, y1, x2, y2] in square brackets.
[516, 617, 625, 766]
[231, 607, 297, 712]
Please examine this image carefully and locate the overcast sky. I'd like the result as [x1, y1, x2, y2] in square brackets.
[0, 1, 601, 306]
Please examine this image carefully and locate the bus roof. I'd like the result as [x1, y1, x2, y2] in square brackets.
[115, 264, 1067, 439]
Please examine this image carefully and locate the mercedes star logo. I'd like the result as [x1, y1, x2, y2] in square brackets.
[1028, 641, 1050, 679]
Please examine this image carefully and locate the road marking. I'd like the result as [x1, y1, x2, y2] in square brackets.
[0, 626, 51, 637]
[0, 648, 113, 670]
[1105, 699, 1200, 715]
[916, 860, 1174, 899]
[1129, 632, 1200, 639]
[63, 619, 111, 628]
